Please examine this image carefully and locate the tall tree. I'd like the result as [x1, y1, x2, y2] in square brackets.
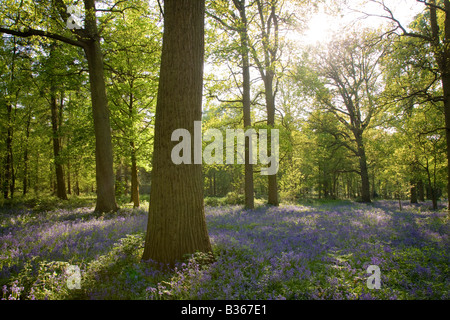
[297, 31, 386, 203]
[0, 0, 118, 212]
[366, 0, 450, 211]
[1, 36, 18, 199]
[50, 89, 68, 200]
[234, 0, 254, 210]
[103, 1, 160, 208]
[207, 0, 255, 209]
[250, 0, 282, 206]
[142, 0, 212, 266]
[83, 0, 117, 212]
[22, 105, 31, 196]
[46, 43, 68, 200]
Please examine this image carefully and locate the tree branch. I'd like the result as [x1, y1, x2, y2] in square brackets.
[0, 27, 86, 49]
[354, 1, 434, 42]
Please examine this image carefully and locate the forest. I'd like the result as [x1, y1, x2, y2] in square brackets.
[0, 0, 448, 303]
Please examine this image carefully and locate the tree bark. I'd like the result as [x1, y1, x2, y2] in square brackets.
[314, 33, 380, 204]
[0, 1, 119, 211]
[429, 0, 450, 213]
[23, 110, 31, 195]
[75, 169, 80, 196]
[425, 158, 438, 210]
[265, 75, 279, 206]
[213, 170, 216, 196]
[3, 103, 13, 199]
[50, 91, 68, 200]
[130, 141, 140, 208]
[417, 179, 425, 201]
[3, 37, 17, 200]
[142, 0, 212, 266]
[127, 89, 140, 208]
[84, 0, 118, 212]
[251, 0, 279, 206]
[440, 73, 450, 213]
[234, 0, 255, 210]
[67, 159, 71, 195]
[355, 133, 371, 203]
[410, 180, 418, 204]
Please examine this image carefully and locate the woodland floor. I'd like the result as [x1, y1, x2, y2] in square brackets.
[0, 197, 448, 300]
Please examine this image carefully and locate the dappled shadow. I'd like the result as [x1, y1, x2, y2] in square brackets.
[203, 200, 448, 299]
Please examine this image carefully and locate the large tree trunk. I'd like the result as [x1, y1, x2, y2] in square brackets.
[441, 74, 450, 213]
[0, 1, 117, 210]
[84, 0, 118, 213]
[430, 0, 450, 213]
[440, 0, 450, 214]
[142, 0, 212, 266]
[355, 133, 371, 203]
[50, 91, 68, 200]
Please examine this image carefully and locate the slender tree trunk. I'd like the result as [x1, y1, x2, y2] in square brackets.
[9, 109, 15, 199]
[23, 148, 29, 196]
[398, 190, 403, 211]
[34, 146, 39, 195]
[425, 159, 438, 210]
[410, 180, 418, 204]
[142, 0, 212, 266]
[67, 159, 71, 195]
[251, 0, 279, 206]
[3, 103, 13, 199]
[383, 180, 388, 199]
[208, 173, 212, 196]
[3, 38, 17, 200]
[417, 179, 425, 201]
[426, 183, 432, 200]
[264, 75, 278, 206]
[130, 142, 140, 208]
[235, 0, 254, 209]
[75, 168, 80, 196]
[213, 170, 216, 196]
[50, 88, 68, 200]
[127, 90, 140, 208]
[23, 109, 31, 196]
[317, 164, 321, 199]
[84, 0, 118, 212]
[115, 161, 122, 196]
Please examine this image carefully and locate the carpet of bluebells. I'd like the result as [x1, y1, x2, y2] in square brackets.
[0, 198, 448, 300]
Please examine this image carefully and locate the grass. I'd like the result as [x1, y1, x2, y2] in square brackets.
[0, 197, 448, 300]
